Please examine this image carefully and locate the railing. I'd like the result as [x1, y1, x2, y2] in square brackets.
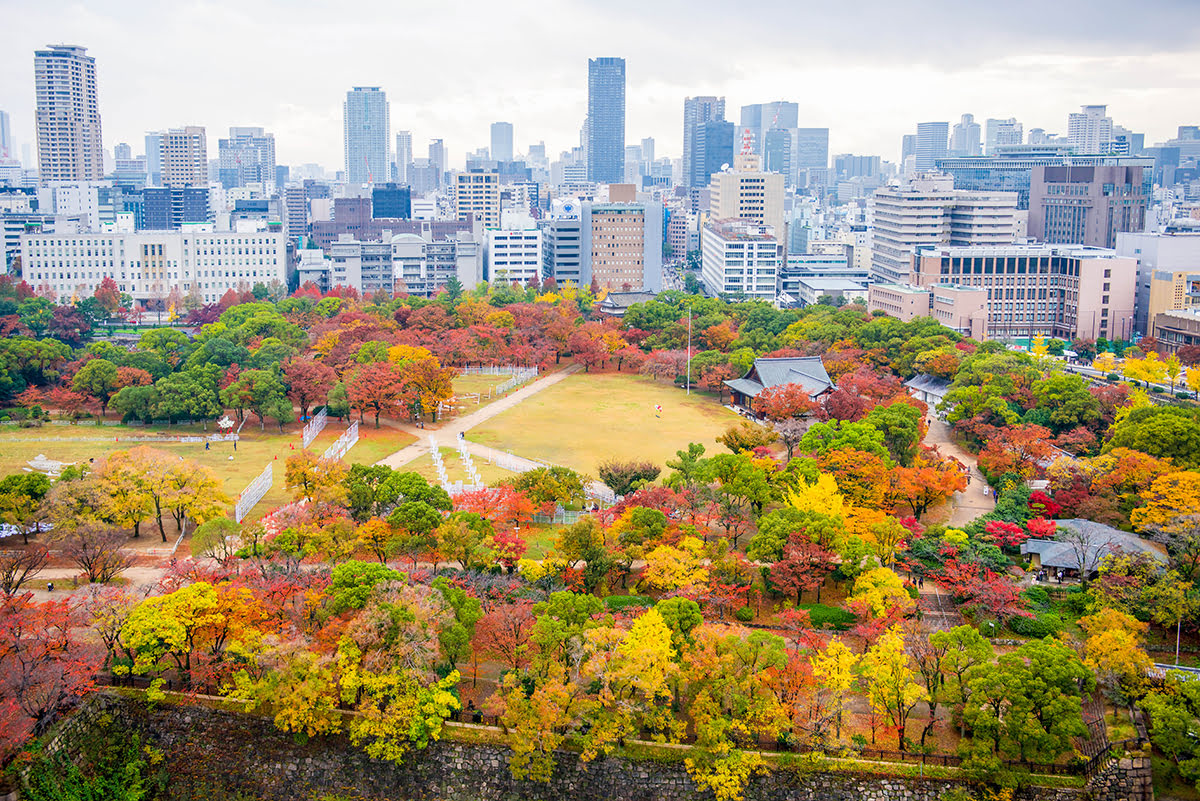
[496, 367, 538, 394]
[301, 408, 327, 449]
[234, 464, 273, 523]
[322, 422, 359, 462]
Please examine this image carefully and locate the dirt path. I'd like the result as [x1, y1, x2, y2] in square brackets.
[924, 416, 996, 527]
[375, 363, 583, 470]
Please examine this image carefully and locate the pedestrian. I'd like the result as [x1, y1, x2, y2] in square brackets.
[233, 440, 237, 451]
[966, 473, 971, 486]
[205, 441, 210, 450]
[47, 581, 54, 592]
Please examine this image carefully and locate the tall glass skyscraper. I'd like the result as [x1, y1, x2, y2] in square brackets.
[587, 57, 625, 183]
[344, 87, 389, 185]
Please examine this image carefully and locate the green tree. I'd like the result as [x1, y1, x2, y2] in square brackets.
[71, 358, 120, 417]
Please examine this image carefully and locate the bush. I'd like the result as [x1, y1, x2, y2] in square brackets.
[604, 594, 654, 612]
[734, 606, 754, 622]
[1107, 373, 1120, 381]
[1178, 392, 1192, 400]
[1021, 586, 1051, 608]
[798, 603, 855, 631]
[1009, 611, 1064, 638]
[1152, 386, 1165, 394]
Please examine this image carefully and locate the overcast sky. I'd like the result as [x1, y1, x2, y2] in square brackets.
[3, 0, 1199, 170]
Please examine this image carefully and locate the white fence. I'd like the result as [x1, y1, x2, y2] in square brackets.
[234, 464, 273, 523]
[458, 440, 483, 486]
[322, 422, 359, 462]
[301, 408, 327, 449]
[496, 366, 539, 394]
[457, 365, 528, 376]
[429, 437, 451, 490]
[533, 510, 590, 525]
[445, 481, 486, 496]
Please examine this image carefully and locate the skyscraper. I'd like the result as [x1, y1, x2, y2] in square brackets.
[985, 118, 1024, 154]
[394, 131, 412, 184]
[795, 128, 830, 187]
[428, 139, 446, 185]
[738, 102, 798, 155]
[915, 122, 949, 171]
[144, 132, 163, 186]
[683, 96, 725, 188]
[34, 45, 103, 184]
[587, 57, 626, 183]
[0, 110, 11, 160]
[951, 114, 981, 156]
[217, 126, 276, 189]
[490, 122, 514, 163]
[344, 87, 389, 185]
[1068, 105, 1114, 154]
[160, 126, 207, 187]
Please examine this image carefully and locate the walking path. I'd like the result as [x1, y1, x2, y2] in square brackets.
[375, 363, 582, 470]
[923, 415, 996, 527]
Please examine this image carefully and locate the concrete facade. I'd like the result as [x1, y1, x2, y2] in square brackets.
[701, 218, 779, 300]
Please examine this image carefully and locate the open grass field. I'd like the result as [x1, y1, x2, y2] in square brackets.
[466, 372, 740, 475]
[0, 419, 414, 522]
[444, 372, 537, 418]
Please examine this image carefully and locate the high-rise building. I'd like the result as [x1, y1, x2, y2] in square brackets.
[587, 57, 626, 183]
[1117, 230, 1200, 337]
[1029, 164, 1148, 249]
[143, 186, 210, 229]
[428, 139, 446, 184]
[985, 118, 1024, 154]
[344, 87, 389, 185]
[581, 199, 662, 291]
[951, 114, 982, 157]
[937, 150, 1152, 210]
[144, 132, 163, 186]
[683, 96, 725, 188]
[701, 121, 735, 186]
[0, 110, 12, 160]
[217, 126, 276, 190]
[543, 198, 584, 286]
[160, 126, 207, 187]
[701, 219, 780, 300]
[901, 134, 918, 165]
[34, 45, 103, 184]
[394, 131, 412, 184]
[372, 183, 411, 219]
[640, 137, 655, 164]
[708, 153, 786, 241]
[915, 122, 949, 171]
[1068, 105, 1114, 154]
[869, 173, 1019, 283]
[490, 122, 514, 163]
[739, 102, 798, 155]
[795, 128, 830, 187]
[451, 170, 500, 228]
[764, 129, 792, 185]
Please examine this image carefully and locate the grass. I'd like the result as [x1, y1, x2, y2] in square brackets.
[0, 418, 414, 523]
[466, 371, 740, 475]
[402, 447, 516, 488]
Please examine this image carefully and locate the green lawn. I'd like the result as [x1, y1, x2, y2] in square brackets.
[0, 419, 414, 523]
[466, 372, 740, 475]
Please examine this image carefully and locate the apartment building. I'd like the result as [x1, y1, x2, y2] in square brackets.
[451, 170, 500, 228]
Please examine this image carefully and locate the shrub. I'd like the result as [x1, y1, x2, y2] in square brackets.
[604, 594, 654, 612]
[1107, 373, 1120, 381]
[799, 602, 855, 631]
[734, 606, 754, 622]
[1021, 586, 1051, 608]
[1009, 611, 1064, 638]
[1179, 392, 1192, 400]
[1152, 386, 1165, 394]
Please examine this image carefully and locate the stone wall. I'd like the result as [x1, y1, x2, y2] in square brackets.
[31, 693, 1134, 801]
[1089, 756, 1154, 801]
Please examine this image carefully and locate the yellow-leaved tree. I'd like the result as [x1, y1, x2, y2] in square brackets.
[859, 626, 927, 749]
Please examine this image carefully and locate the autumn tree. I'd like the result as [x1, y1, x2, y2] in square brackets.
[716, 420, 777, 454]
[755, 383, 817, 421]
[283, 357, 336, 420]
[0, 544, 49, 597]
[348, 362, 402, 427]
[476, 601, 536, 670]
[811, 638, 858, 743]
[977, 423, 1055, 480]
[597, 459, 662, 496]
[284, 450, 350, 506]
[56, 524, 134, 583]
[769, 539, 835, 603]
[860, 626, 927, 749]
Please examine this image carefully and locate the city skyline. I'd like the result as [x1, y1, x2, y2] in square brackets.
[1, 0, 1198, 171]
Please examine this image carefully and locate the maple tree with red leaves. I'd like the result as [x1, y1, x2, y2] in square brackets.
[935, 560, 1030, 624]
[982, 520, 1029, 549]
[283, 357, 337, 421]
[474, 601, 536, 670]
[453, 486, 537, 532]
[756, 382, 818, 421]
[770, 539, 836, 604]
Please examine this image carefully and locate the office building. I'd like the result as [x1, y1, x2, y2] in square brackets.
[542, 198, 584, 286]
[160, 126, 207, 187]
[1116, 229, 1200, 335]
[708, 153, 786, 246]
[985, 118, 1024, 154]
[0, 110, 11, 160]
[394, 131, 412, 184]
[217, 127, 276, 190]
[488, 219, 542, 285]
[794, 128, 830, 187]
[344, 87, 390, 185]
[683, 96, 725, 188]
[587, 57, 626, 183]
[835, 154, 882, 181]
[700, 219, 780, 301]
[915, 122, 949, 171]
[582, 200, 662, 291]
[283, 185, 309, 238]
[869, 173, 1019, 283]
[144, 132, 163, 186]
[764, 129, 792, 185]
[739, 102, 798, 156]
[451, 170, 500, 228]
[34, 45, 103, 184]
[1029, 164, 1148, 249]
[906, 244, 1136, 341]
[938, 150, 1153, 210]
[490, 122, 514, 163]
[868, 282, 989, 339]
[697, 121, 735, 193]
[428, 139, 446, 184]
[372, 183, 411, 219]
[142, 186, 210, 230]
[951, 114, 982, 157]
[20, 228, 287, 306]
[1068, 105, 1114, 154]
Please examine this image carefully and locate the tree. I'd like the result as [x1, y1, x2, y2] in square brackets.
[222, 368, 288, 430]
[0, 544, 49, 597]
[0, 473, 52, 545]
[92, 449, 154, 538]
[1080, 608, 1152, 713]
[889, 460, 965, 518]
[641, 536, 708, 592]
[597, 459, 662, 496]
[930, 625, 994, 738]
[282, 357, 335, 421]
[716, 420, 777, 454]
[154, 365, 223, 426]
[977, 424, 1054, 480]
[773, 418, 807, 461]
[190, 517, 242, 564]
[71, 358, 120, 417]
[848, 567, 914, 620]
[436, 512, 493, 570]
[348, 362, 402, 427]
[476, 601, 536, 670]
[1107, 407, 1200, 470]
[756, 383, 817, 421]
[862, 401, 924, 466]
[504, 466, 586, 509]
[1131, 471, 1200, 531]
[56, 524, 134, 583]
[769, 539, 835, 603]
[1031, 372, 1102, 434]
[860, 626, 927, 749]
[284, 450, 350, 506]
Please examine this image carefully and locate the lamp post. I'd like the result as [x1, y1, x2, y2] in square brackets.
[686, 304, 692, 395]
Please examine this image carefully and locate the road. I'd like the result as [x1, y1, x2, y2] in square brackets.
[923, 416, 996, 527]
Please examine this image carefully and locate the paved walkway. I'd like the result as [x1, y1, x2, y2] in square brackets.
[924, 415, 996, 527]
[375, 364, 582, 470]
